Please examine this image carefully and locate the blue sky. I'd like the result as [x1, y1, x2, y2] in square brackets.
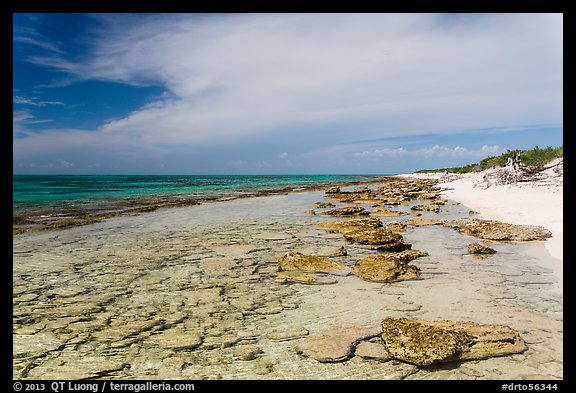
[13, 13, 563, 174]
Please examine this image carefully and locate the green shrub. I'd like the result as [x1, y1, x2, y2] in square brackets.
[414, 145, 562, 174]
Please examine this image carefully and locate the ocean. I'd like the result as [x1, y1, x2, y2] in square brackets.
[12, 174, 389, 231]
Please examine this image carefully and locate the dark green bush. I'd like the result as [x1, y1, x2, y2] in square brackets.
[415, 145, 562, 174]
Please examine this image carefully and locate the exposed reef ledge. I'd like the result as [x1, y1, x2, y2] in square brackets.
[443, 218, 552, 241]
[381, 318, 527, 366]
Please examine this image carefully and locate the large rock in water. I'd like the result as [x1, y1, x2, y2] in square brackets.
[320, 217, 383, 233]
[319, 217, 407, 251]
[278, 252, 351, 276]
[352, 255, 421, 283]
[381, 318, 527, 366]
[444, 218, 552, 241]
[468, 243, 497, 255]
[343, 228, 406, 251]
[321, 206, 369, 216]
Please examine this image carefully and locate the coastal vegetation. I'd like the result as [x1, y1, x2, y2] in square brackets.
[417, 145, 563, 174]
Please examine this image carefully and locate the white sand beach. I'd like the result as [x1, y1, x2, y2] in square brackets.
[399, 164, 563, 284]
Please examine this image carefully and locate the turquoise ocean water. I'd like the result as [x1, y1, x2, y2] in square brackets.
[13, 174, 388, 217]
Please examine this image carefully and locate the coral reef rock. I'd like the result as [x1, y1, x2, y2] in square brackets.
[274, 271, 338, 285]
[381, 318, 527, 366]
[278, 252, 351, 276]
[445, 219, 552, 241]
[468, 243, 497, 255]
[321, 206, 369, 216]
[352, 255, 421, 283]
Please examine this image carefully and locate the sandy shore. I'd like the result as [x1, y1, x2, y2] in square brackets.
[398, 169, 563, 284]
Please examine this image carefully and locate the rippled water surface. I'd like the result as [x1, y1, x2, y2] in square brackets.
[13, 187, 562, 380]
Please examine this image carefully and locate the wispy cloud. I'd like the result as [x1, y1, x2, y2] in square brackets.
[13, 95, 65, 106]
[14, 13, 562, 173]
[354, 144, 504, 159]
[14, 36, 64, 54]
[23, 13, 562, 145]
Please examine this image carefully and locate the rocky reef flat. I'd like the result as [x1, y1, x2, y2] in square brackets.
[13, 177, 563, 380]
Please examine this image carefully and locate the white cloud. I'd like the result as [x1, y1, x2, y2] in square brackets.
[26, 13, 562, 147]
[13, 95, 65, 106]
[15, 14, 562, 174]
[354, 144, 504, 160]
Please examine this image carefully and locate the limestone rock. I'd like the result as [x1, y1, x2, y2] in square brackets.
[320, 217, 383, 233]
[352, 255, 421, 283]
[27, 355, 125, 380]
[411, 204, 441, 213]
[13, 333, 64, 359]
[444, 219, 552, 241]
[468, 243, 497, 255]
[278, 252, 351, 276]
[92, 319, 163, 342]
[233, 345, 263, 361]
[355, 340, 392, 361]
[314, 202, 336, 208]
[274, 271, 338, 285]
[333, 245, 348, 256]
[321, 206, 369, 216]
[267, 326, 309, 342]
[209, 244, 258, 259]
[381, 318, 527, 366]
[148, 329, 203, 350]
[298, 326, 381, 362]
[406, 218, 446, 227]
[385, 221, 407, 232]
[343, 228, 406, 251]
[370, 207, 409, 217]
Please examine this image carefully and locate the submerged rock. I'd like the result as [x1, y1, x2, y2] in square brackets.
[352, 255, 421, 283]
[355, 339, 393, 361]
[381, 318, 527, 366]
[267, 326, 309, 342]
[274, 271, 338, 285]
[278, 252, 351, 276]
[314, 202, 336, 209]
[320, 217, 383, 233]
[233, 345, 264, 361]
[332, 245, 348, 256]
[468, 243, 497, 255]
[298, 326, 381, 362]
[410, 204, 441, 213]
[406, 218, 446, 227]
[444, 219, 552, 241]
[370, 208, 409, 217]
[148, 329, 203, 350]
[321, 206, 369, 216]
[343, 228, 406, 251]
[319, 217, 407, 251]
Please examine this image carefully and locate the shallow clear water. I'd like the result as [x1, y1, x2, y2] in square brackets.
[13, 174, 386, 214]
[12, 187, 562, 380]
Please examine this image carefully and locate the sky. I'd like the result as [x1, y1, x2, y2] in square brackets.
[13, 13, 563, 175]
